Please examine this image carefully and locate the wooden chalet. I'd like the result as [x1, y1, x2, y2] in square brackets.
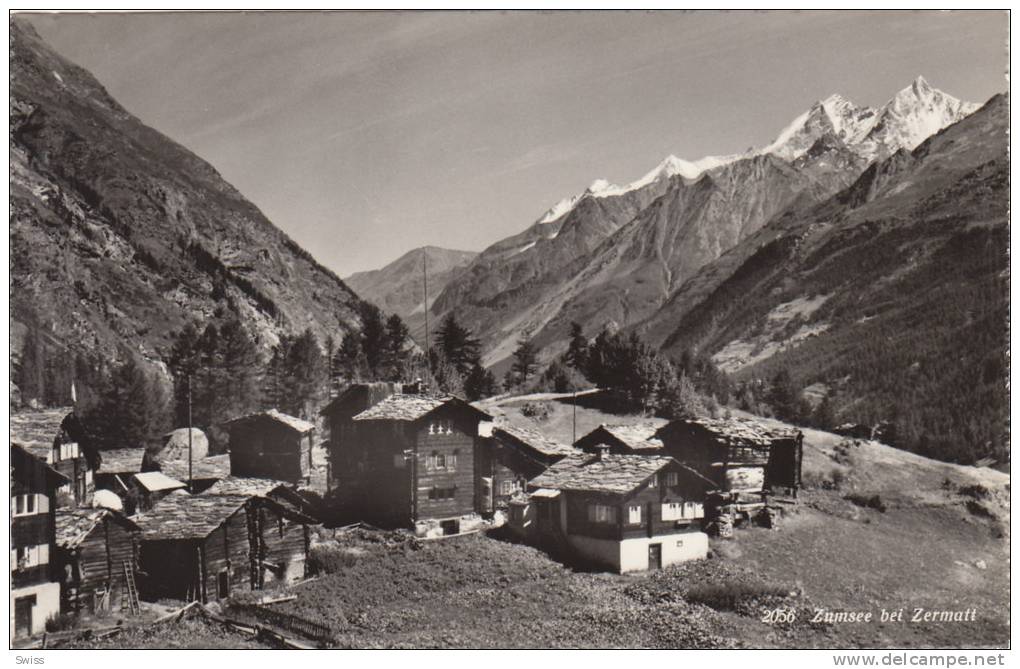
[478, 420, 577, 514]
[134, 493, 317, 603]
[655, 417, 804, 501]
[11, 444, 67, 639]
[11, 408, 94, 508]
[131, 471, 188, 512]
[574, 423, 666, 456]
[225, 410, 316, 484]
[54, 508, 141, 614]
[328, 393, 493, 535]
[512, 450, 714, 573]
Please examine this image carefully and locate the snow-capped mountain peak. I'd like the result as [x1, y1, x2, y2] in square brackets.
[531, 77, 978, 225]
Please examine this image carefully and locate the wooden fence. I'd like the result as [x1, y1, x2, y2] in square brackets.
[226, 603, 336, 645]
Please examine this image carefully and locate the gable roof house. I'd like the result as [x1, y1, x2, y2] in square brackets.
[325, 392, 494, 535]
[11, 408, 94, 508]
[513, 450, 714, 573]
[574, 423, 666, 456]
[134, 492, 317, 603]
[224, 410, 316, 485]
[655, 417, 804, 503]
[10, 444, 68, 640]
[202, 476, 320, 521]
[476, 420, 577, 515]
[54, 508, 141, 614]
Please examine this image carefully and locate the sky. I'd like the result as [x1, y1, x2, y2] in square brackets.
[25, 10, 1009, 276]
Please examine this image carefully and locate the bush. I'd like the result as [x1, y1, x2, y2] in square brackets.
[308, 543, 360, 575]
[845, 493, 887, 512]
[520, 401, 550, 421]
[685, 580, 790, 613]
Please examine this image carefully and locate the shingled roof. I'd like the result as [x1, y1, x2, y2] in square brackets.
[596, 424, 665, 452]
[492, 419, 577, 458]
[98, 448, 146, 473]
[10, 407, 72, 458]
[160, 454, 231, 481]
[55, 508, 138, 549]
[225, 409, 315, 434]
[529, 453, 675, 495]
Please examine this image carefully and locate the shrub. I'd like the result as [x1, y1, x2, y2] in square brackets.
[520, 401, 550, 421]
[308, 543, 360, 575]
[685, 580, 790, 613]
[958, 484, 990, 500]
[845, 493, 887, 512]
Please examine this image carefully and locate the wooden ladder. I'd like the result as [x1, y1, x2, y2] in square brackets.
[122, 560, 140, 614]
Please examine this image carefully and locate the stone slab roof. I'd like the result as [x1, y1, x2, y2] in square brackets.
[225, 409, 315, 434]
[135, 493, 250, 540]
[202, 476, 287, 497]
[529, 453, 675, 495]
[660, 417, 801, 447]
[493, 419, 577, 458]
[599, 424, 665, 452]
[98, 448, 145, 473]
[160, 454, 231, 481]
[10, 407, 71, 457]
[352, 394, 449, 422]
[55, 508, 138, 549]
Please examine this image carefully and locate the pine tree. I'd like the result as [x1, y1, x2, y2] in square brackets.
[359, 304, 387, 376]
[384, 314, 411, 380]
[279, 329, 326, 419]
[510, 333, 538, 388]
[464, 362, 498, 401]
[434, 313, 481, 377]
[564, 322, 589, 372]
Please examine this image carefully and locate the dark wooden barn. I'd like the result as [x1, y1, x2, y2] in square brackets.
[655, 417, 804, 501]
[202, 476, 321, 522]
[54, 508, 141, 613]
[11, 408, 94, 508]
[10, 444, 67, 639]
[477, 420, 577, 515]
[327, 394, 493, 534]
[134, 493, 317, 603]
[574, 423, 666, 456]
[225, 410, 316, 484]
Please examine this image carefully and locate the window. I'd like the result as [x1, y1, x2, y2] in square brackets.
[449, 450, 458, 470]
[11, 494, 47, 517]
[665, 471, 679, 487]
[13, 544, 49, 570]
[662, 502, 704, 521]
[648, 475, 657, 488]
[428, 420, 453, 435]
[587, 503, 618, 524]
[628, 505, 642, 524]
[500, 480, 518, 496]
[433, 452, 446, 469]
[428, 486, 457, 500]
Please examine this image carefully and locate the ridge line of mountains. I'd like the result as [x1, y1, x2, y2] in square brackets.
[9, 17, 1008, 464]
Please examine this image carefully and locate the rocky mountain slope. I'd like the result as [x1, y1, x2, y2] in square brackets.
[415, 77, 978, 368]
[9, 18, 370, 397]
[345, 246, 476, 328]
[644, 93, 1008, 462]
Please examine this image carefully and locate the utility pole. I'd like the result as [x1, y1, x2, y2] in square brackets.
[572, 389, 577, 445]
[423, 250, 430, 375]
[187, 373, 193, 494]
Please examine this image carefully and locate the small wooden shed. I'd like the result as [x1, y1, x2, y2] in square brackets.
[54, 509, 140, 613]
[135, 493, 317, 603]
[574, 423, 666, 456]
[225, 410, 316, 484]
[131, 471, 188, 512]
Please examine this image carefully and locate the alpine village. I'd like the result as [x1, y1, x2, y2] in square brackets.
[8, 16, 1009, 650]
